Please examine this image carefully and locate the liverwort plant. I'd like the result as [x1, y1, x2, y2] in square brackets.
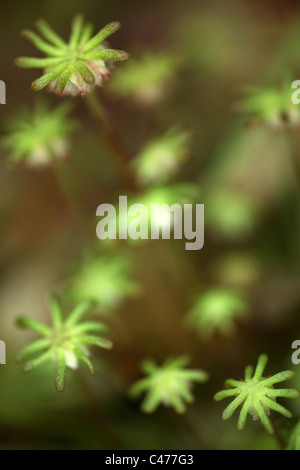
[133, 129, 190, 187]
[206, 188, 261, 240]
[214, 354, 299, 434]
[129, 356, 209, 413]
[186, 288, 249, 339]
[108, 52, 178, 105]
[69, 255, 140, 314]
[239, 81, 300, 129]
[15, 15, 137, 191]
[16, 295, 112, 391]
[2, 100, 75, 167]
[15, 15, 130, 96]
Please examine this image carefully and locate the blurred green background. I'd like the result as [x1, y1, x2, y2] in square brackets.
[1, 0, 300, 450]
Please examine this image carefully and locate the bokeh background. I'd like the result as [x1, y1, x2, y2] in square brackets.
[1, 0, 300, 450]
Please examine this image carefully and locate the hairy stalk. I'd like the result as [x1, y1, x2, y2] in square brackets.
[85, 92, 138, 192]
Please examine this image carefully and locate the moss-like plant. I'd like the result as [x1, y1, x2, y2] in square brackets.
[129, 356, 209, 413]
[69, 255, 140, 314]
[214, 354, 299, 434]
[239, 82, 300, 128]
[108, 52, 178, 104]
[15, 15, 130, 96]
[16, 295, 112, 391]
[186, 288, 248, 339]
[206, 188, 261, 239]
[2, 100, 75, 166]
[133, 129, 190, 187]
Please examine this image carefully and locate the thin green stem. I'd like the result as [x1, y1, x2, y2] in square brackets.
[182, 409, 212, 449]
[270, 415, 287, 450]
[50, 166, 83, 225]
[85, 92, 138, 192]
[76, 369, 121, 448]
